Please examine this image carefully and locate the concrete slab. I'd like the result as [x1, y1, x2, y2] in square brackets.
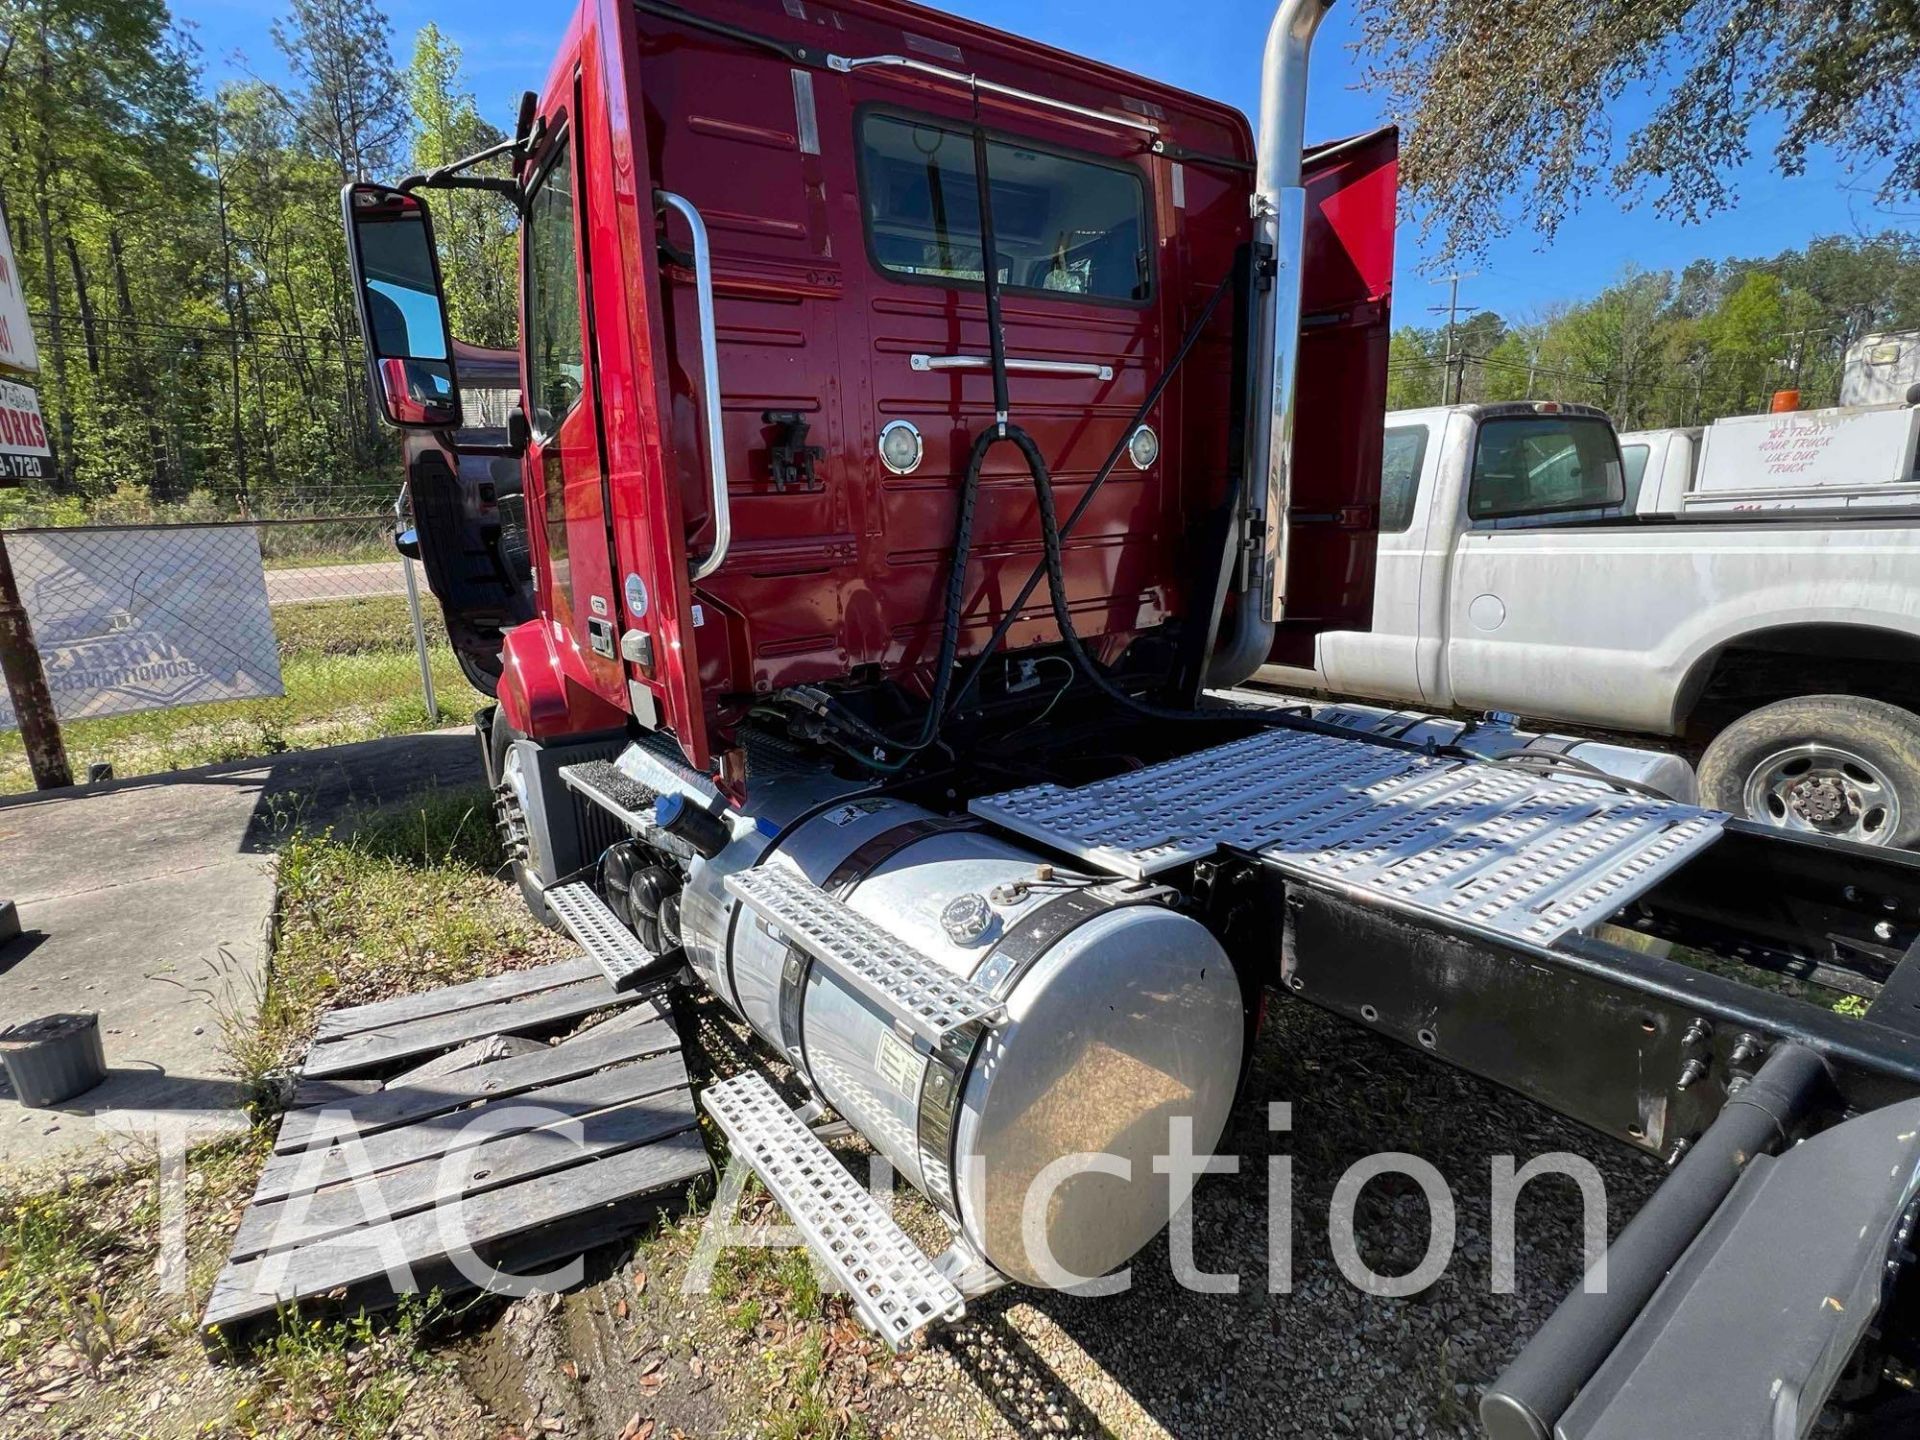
[0, 728, 486, 1177]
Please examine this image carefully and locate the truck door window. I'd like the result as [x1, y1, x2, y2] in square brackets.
[1379, 425, 1429, 533]
[858, 111, 1151, 304]
[1468, 416, 1625, 522]
[525, 137, 585, 432]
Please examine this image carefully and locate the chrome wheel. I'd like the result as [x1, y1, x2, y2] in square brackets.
[1742, 742, 1903, 845]
[494, 742, 536, 866]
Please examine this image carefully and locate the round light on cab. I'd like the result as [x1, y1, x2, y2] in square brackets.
[879, 420, 924, 475]
[1127, 424, 1160, 471]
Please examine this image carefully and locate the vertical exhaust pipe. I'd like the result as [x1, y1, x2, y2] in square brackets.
[1208, 0, 1334, 688]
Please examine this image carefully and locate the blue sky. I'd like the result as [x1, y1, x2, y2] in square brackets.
[176, 0, 1905, 322]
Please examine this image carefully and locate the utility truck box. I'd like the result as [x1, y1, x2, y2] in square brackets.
[1686, 402, 1920, 513]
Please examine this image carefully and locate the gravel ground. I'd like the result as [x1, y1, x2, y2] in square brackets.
[459, 988, 1663, 1440]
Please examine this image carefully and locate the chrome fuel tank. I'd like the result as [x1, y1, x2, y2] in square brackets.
[707, 796, 1245, 1289]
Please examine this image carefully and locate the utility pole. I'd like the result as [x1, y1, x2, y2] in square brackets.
[0, 534, 69, 789]
[0, 184, 71, 790]
[1429, 271, 1479, 406]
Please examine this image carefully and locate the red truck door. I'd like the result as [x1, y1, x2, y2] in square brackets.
[520, 91, 630, 714]
[515, 6, 714, 766]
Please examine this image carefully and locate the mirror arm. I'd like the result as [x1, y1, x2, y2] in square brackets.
[399, 173, 525, 208]
[395, 116, 545, 202]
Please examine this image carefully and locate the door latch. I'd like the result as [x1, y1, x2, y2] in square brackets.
[586, 616, 617, 659]
[762, 410, 824, 492]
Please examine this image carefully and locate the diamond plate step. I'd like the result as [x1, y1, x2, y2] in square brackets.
[724, 866, 1004, 1050]
[545, 882, 667, 991]
[702, 1070, 964, 1348]
[972, 729, 1726, 949]
[559, 760, 659, 829]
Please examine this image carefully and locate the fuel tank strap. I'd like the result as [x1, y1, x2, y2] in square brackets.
[775, 816, 985, 1091]
[922, 881, 1172, 1222]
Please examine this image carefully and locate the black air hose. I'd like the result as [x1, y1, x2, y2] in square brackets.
[989, 420, 1429, 751]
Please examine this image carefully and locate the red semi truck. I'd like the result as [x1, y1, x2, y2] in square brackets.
[346, 2, 1920, 1434]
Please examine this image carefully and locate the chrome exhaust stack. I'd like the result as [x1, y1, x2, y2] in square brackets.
[1208, 0, 1334, 687]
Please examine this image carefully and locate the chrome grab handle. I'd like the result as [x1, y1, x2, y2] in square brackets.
[910, 353, 1114, 382]
[657, 190, 731, 582]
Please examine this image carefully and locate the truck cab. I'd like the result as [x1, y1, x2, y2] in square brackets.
[364, 0, 1396, 788]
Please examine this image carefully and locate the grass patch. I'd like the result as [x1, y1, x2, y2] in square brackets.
[232, 1301, 446, 1438]
[0, 596, 470, 795]
[2, 787, 559, 1436]
[236, 786, 561, 1096]
[0, 1134, 268, 1386]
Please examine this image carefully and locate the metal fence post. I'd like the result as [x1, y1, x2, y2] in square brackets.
[400, 546, 437, 723]
[0, 529, 72, 789]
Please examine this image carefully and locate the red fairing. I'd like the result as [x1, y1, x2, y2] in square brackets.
[1273, 127, 1398, 668]
[497, 618, 628, 740]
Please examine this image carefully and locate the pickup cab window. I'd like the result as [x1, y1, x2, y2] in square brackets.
[1620, 442, 1651, 511]
[1380, 425, 1429, 533]
[858, 111, 1151, 304]
[1468, 415, 1625, 522]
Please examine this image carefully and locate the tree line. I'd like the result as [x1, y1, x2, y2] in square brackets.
[4, 0, 1917, 523]
[1387, 232, 1920, 430]
[0, 0, 515, 522]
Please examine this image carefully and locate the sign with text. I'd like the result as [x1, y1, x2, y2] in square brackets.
[0, 212, 38, 375]
[0, 378, 51, 485]
[0, 525, 284, 730]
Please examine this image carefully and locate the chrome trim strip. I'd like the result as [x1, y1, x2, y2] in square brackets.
[657, 191, 732, 581]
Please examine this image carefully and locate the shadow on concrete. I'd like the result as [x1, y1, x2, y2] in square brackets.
[0, 928, 49, 975]
[0, 726, 488, 861]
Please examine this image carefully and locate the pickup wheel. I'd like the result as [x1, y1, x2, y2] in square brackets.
[488, 708, 558, 924]
[1698, 695, 1920, 848]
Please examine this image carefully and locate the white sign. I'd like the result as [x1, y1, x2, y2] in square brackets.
[0, 211, 38, 376]
[0, 526, 285, 729]
[0, 378, 51, 484]
[1696, 405, 1920, 495]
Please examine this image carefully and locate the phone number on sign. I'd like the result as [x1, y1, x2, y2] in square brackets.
[0, 452, 46, 482]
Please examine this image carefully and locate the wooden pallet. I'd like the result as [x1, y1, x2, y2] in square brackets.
[203, 959, 709, 1345]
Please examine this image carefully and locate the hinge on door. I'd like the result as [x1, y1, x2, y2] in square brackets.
[762, 411, 824, 493]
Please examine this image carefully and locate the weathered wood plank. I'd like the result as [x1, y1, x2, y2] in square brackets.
[255, 1049, 690, 1204]
[300, 977, 635, 1079]
[231, 1087, 697, 1261]
[385, 1033, 544, 1088]
[313, 957, 604, 1040]
[202, 1128, 710, 1332]
[290, 1077, 382, 1110]
[276, 1003, 675, 1154]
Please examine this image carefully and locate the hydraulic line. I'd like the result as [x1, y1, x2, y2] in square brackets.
[944, 266, 1237, 719]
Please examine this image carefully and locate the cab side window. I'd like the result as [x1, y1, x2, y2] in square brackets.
[1379, 425, 1428, 534]
[859, 112, 1151, 304]
[525, 136, 585, 431]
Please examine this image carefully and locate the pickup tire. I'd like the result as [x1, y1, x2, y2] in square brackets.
[1698, 695, 1920, 848]
[488, 708, 558, 925]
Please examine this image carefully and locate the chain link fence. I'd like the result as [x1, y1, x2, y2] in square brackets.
[0, 514, 464, 795]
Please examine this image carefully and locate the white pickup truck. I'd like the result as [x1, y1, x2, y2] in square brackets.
[1260, 401, 1920, 845]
